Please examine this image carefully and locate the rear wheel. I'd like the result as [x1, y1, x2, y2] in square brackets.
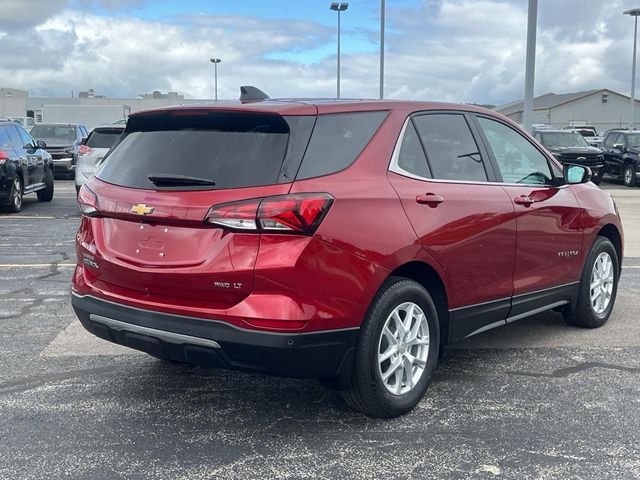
[37, 168, 54, 202]
[342, 278, 439, 418]
[623, 164, 636, 187]
[563, 236, 619, 328]
[5, 175, 23, 213]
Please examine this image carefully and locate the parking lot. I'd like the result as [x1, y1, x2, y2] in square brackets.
[0, 179, 638, 479]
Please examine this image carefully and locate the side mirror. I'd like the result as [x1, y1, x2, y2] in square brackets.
[613, 143, 624, 150]
[81, 136, 88, 145]
[37, 140, 47, 149]
[564, 164, 592, 185]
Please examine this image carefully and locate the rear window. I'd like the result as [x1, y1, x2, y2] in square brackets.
[97, 111, 311, 190]
[296, 111, 388, 179]
[85, 129, 123, 148]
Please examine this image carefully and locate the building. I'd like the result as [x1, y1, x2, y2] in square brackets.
[494, 88, 640, 133]
[0, 87, 208, 129]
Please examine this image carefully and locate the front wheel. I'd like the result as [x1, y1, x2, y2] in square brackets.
[623, 164, 637, 187]
[37, 168, 54, 202]
[342, 278, 439, 418]
[563, 236, 619, 328]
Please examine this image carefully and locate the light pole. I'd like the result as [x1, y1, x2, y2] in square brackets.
[624, 9, 640, 130]
[210, 58, 221, 101]
[380, 0, 385, 99]
[330, 2, 349, 98]
[522, 0, 538, 132]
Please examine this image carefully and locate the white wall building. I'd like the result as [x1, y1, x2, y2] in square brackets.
[494, 89, 640, 133]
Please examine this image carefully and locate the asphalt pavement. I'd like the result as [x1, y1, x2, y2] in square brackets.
[0, 180, 638, 480]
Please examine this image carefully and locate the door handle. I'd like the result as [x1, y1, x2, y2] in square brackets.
[416, 193, 444, 207]
[514, 195, 534, 207]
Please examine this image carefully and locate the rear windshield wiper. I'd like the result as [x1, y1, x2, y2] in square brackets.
[147, 174, 216, 187]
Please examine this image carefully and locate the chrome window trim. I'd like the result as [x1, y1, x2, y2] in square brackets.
[388, 114, 568, 189]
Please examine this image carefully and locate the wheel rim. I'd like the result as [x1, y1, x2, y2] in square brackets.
[624, 167, 633, 185]
[590, 252, 614, 316]
[13, 177, 22, 209]
[377, 302, 430, 396]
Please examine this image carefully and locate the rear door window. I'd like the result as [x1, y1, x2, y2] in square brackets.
[86, 129, 123, 149]
[97, 111, 308, 190]
[0, 127, 15, 151]
[6, 125, 24, 151]
[296, 111, 388, 179]
[412, 114, 488, 182]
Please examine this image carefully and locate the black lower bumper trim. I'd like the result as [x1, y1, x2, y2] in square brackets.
[72, 293, 358, 381]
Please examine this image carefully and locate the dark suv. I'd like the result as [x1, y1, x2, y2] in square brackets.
[600, 130, 640, 187]
[30, 123, 88, 178]
[0, 121, 54, 212]
[534, 130, 604, 184]
[72, 96, 623, 417]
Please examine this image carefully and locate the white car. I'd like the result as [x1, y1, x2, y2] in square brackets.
[75, 125, 124, 193]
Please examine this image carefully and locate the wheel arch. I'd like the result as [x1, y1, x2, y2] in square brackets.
[387, 261, 451, 349]
[597, 223, 623, 269]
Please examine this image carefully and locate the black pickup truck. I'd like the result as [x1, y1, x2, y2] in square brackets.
[534, 130, 604, 185]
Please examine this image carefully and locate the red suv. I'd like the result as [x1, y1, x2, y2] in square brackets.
[72, 97, 623, 417]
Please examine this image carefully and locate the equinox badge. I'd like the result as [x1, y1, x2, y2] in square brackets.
[131, 204, 154, 216]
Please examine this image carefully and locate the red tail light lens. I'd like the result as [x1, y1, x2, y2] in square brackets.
[78, 145, 93, 156]
[77, 184, 101, 217]
[0, 150, 7, 164]
[205, 193, 333, 235]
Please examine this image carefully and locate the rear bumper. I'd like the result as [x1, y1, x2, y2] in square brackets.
[71, 293, 358, 381]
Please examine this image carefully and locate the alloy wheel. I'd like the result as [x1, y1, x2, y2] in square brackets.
[377, 302, 430, 395]
[13, 177, 22, 210]
[624, 167, 633, 186]
[590, 252, 614, 316]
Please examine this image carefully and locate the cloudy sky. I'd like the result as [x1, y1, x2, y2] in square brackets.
[0, 0, 639, 106]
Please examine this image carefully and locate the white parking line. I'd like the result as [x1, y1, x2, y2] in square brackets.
[0, 263, 76, 268]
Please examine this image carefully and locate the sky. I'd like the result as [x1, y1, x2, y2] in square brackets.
[0, 0, 639, 106]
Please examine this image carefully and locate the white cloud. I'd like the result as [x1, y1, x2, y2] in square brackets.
[0, 0, 639, 105]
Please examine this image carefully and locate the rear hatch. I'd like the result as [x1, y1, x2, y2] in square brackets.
[84, 107, 317, 307]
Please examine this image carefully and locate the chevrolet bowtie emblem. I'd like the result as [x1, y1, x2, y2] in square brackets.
[131, 204, 154, 216]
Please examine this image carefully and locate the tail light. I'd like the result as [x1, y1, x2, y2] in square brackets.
[0, 150, 7, 165]
[78, 145, 93, 156]
[77, 184, 101, 217]
[205, 193, 334, 235]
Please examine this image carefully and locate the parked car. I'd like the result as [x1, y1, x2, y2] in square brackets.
[72, 97, 623, 418]
[75, 125, 124, 193]
[533, 129, 605, 184]
[30, 123, 88, 178]
[600, 130, 640, 186]
[0, 120, 54, 212]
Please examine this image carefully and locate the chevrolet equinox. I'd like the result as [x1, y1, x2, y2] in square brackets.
[72, 93, 623, 417]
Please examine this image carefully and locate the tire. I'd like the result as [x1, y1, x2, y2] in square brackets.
[5, 175, 24, 213]
[37, 168, 54, 202]
[341, 277, 440, 418]
[563, 236, 619, 328]
[623, 164, 637, 187]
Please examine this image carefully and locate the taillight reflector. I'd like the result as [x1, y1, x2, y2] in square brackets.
[0, 150, 8, 164]
[77, 184, 101, 217]
[205, 193, 333, 235]
[78, 145, 93, 156]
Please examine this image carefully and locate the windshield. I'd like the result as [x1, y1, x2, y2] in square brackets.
[31, 125, 76, 141]
[540, 132, 589, 148]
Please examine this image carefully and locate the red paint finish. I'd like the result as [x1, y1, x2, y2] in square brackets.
[388, 174, 517, 308]
[73, 100, 623, 342]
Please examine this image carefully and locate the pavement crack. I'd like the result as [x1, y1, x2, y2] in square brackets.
[508, 361, 640, 378]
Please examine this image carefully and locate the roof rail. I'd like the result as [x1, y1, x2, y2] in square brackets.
[239, 86, 270, 103]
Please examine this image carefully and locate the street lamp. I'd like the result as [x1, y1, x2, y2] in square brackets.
[624, 9, 640, 130]
[380, 0, 385, 100]
[330, 2, 349, 99]
[209, 58, 221, 101]
[522, 0, 538, 133]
